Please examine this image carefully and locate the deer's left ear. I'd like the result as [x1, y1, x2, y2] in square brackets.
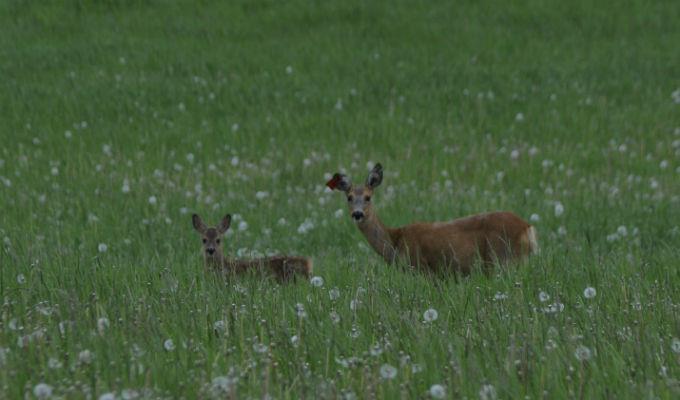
[366, 163, 383, 188]
[192, 214, 207, 234]
[217, 214, 232, 234]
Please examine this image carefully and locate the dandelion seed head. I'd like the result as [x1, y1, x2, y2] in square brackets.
[574, 345, 592, 361]
[583, 287, 597, 299]
[423, 308, 438, 323]
[430, 384, 446, 399]
[379, 363, 397, 380]
[33, 383, 53, 399]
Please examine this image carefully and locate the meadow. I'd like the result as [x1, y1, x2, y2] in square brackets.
[1, 0, 679, 398]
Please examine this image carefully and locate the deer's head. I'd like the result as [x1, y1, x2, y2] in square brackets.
[327, 163, 383, 223]
[192, 214, 231, 263]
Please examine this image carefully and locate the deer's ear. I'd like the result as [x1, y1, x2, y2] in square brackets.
[192, 214, 207, 234]
[217, 214, 232, 234]
[326, 173, 351, 193]
[366, 163, 383, 188]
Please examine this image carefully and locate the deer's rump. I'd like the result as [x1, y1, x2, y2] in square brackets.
[394, 211, 535, 274]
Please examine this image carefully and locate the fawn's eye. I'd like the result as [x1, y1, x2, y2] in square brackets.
[216, 239, 220, 244]
[202, 238, 207, 244]
[364, 196, 371, 201]
[347, 195, 354, 202]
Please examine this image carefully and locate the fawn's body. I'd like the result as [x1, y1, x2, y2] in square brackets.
[327, 163, 538, 275]
[193, 214, 312, 282]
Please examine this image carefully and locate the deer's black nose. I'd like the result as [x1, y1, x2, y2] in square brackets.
[351, 211, 364, 221]
[206, 248, 215, 255]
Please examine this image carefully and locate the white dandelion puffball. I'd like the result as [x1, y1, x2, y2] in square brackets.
[583, 287, 597, 299]
[310, 276, 324, 287]
[671, 337, 680, 354]
[379, 363, 397, 380]
[97, 317, 110, 333]
[574, 345, 592, 361]
[97, 243, 108, 253]
[538, 291, 550, 302]
[238, 221, 248, 231]
[148, 195, 157, 205]
[33, 383, 53, 399]
[16, 274, 26, 284]
[290, 335, 300, 347]
[329, 287, 340, 301]
[163, 339, 175, 351]
[530, 213, 540, 222]
[429, 384, 446, 399]
[554, 202, 564, 217]
[423, 308, 439, 323]
[479, 384, 498, 400]
[99, 393, 116, 400]
[78, 349, 93, 364]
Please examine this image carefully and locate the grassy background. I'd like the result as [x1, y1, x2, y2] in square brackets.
[1, 0, 679, 398]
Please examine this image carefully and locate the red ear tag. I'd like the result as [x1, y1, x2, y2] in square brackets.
[326, 174, 342, 190]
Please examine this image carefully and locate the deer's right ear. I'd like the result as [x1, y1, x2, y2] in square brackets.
[326, 173, 351, 193]
[366, 163, 383, 188]
[192, 214, 207, 234]
[217, 214, 232, 234]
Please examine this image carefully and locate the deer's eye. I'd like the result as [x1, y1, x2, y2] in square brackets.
[347, 195, 354, 202]
[202, 238, 207, 244]
[364, 196, 371, 201]
[216, 239, 220, 244]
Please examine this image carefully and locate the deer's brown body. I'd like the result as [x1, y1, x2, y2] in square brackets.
[328, 163, 538, 276]
[193, 214, 312, 282]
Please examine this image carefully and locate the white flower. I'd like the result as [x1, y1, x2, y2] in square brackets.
[285, 65, 293, 74]
[297, 219, 315, 234]
[213, 320, 226, 332]
[334, 209, 344, 218]
[493, 292, 508, 301]
[64, 130, 72, 139]
[238, 221, 248, 231]
[583, 287, 597, 299]
[121, 179, 131, 193]
[290, 335, 300, 347]
[423, 308, 438, 323]
[51, 167, 59, 176]
[574, 345, 592, 361]
[185, 153, 194, 163]
[530, 213, 540, 222]
[48, 357, 63, 369]
[295, 303, 307, 319]
[97, 317, 110, 333]
[554, 202, 564, 217]
[79, 349, 93, 364]
[379, 363, 397, 380]
[310, 276, 324, 287]
[539, 291, 550, 302]
[277, 218, 287, 226]
[148, 196, 157, 205]
[98, 243, 108, 253]
[510, 149, 520, 160]
[230, 156, 239, 166]
[231, 123, 239, 132]
[211, 375, 237, 394]
[616, 225, 628, 236]
[515, 112, 524, 122]
[255, 191, 269, 200]
[163, 339, 175, 351]
[329, 287, 340, 301]
[329, 311, 340, 324]
[33, 383, 53, 399]
[16, 274, 26, 284]
[99, 393, 116, 400]
[429, 384, 446, 399]
[253, 343, 268, 353]
[479, 384, 497, 400]
[671, 337, 680, 354]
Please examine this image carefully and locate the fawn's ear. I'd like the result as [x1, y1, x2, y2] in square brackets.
[192, 214, 207, 234]
[217, 214, 232, 234]
[326, 173, 351, 193]
[366, 163, 383, 188]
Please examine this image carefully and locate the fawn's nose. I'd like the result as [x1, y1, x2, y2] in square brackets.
[206, 248, 215, 255]
[351, 211, 364, 221]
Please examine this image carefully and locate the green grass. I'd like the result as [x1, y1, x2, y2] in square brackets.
[1, 0, 679, 398]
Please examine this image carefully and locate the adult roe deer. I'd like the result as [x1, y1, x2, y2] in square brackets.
[192, 213, 312, 282]
[326, 163, 538, 276]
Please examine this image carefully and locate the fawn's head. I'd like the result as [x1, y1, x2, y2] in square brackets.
[326, 163, 383, 223]
[192, 214, 231, 259]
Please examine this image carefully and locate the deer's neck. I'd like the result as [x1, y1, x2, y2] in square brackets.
[357, 212, 399, 264]
[204, 252, 226, 270]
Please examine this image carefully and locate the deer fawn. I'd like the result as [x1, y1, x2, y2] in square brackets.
[326, 163, 538, 276]
[192, 213, 312, 282]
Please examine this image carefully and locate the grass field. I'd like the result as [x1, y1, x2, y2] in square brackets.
[1, 0, 679, 398]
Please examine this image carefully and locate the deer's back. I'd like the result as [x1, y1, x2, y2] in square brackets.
[393, 211, 533, 274]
